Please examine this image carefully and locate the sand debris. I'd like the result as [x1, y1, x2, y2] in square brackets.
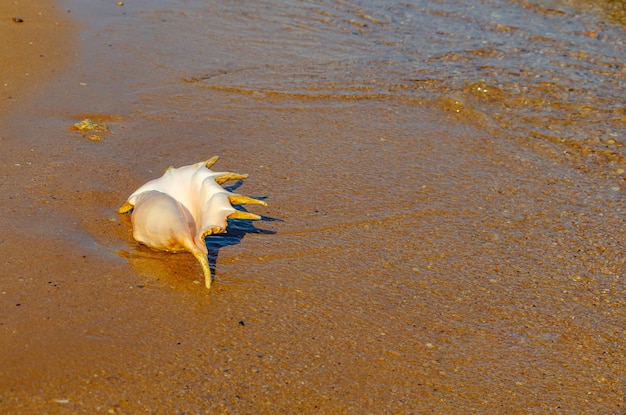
[70, 118, 110, 142]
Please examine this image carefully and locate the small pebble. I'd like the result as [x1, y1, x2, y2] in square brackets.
[12, 17, 24, 23]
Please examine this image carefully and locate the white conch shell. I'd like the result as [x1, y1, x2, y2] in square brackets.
[118, 156, 267, 289]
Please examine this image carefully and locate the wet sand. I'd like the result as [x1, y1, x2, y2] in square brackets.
[0, 1, 76, 113]
[1, 1, 624, 413]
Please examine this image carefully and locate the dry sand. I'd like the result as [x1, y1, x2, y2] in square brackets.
[0, 1, 624, 413]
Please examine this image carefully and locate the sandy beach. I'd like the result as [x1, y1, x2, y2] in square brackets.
[1, 0, 624, 413]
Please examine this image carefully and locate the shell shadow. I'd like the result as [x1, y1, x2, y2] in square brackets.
[204, 190, 279, 282]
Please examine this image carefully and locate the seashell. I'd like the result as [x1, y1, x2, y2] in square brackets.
[118, 156, 267, 289]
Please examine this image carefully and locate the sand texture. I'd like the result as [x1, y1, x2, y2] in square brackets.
[0, 1, 624, 413]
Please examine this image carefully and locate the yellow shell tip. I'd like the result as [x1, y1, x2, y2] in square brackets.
[205, 156, 220, 169]
[201, 226, 226, 238]
[215, 173, 249, 185]
[228, 194, 268, 207]
[228, 211, 261, 221]
[118, 201, 134, 213]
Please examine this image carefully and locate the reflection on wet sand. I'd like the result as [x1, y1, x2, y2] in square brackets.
[121, 216, 277, 291]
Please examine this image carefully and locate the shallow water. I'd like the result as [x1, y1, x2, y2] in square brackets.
[99, 0, 626, 169]
[0, 0, 624, 413]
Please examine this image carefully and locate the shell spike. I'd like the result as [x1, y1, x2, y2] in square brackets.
[215, 173, 249, 185]
[118, 201, 134, 213]
[190, 248, 212, 289]
[205, 156, 220, 169]
[228, 194, 268, 207]
[201, 226, 227, 238]
[228, 210, 262, 221]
